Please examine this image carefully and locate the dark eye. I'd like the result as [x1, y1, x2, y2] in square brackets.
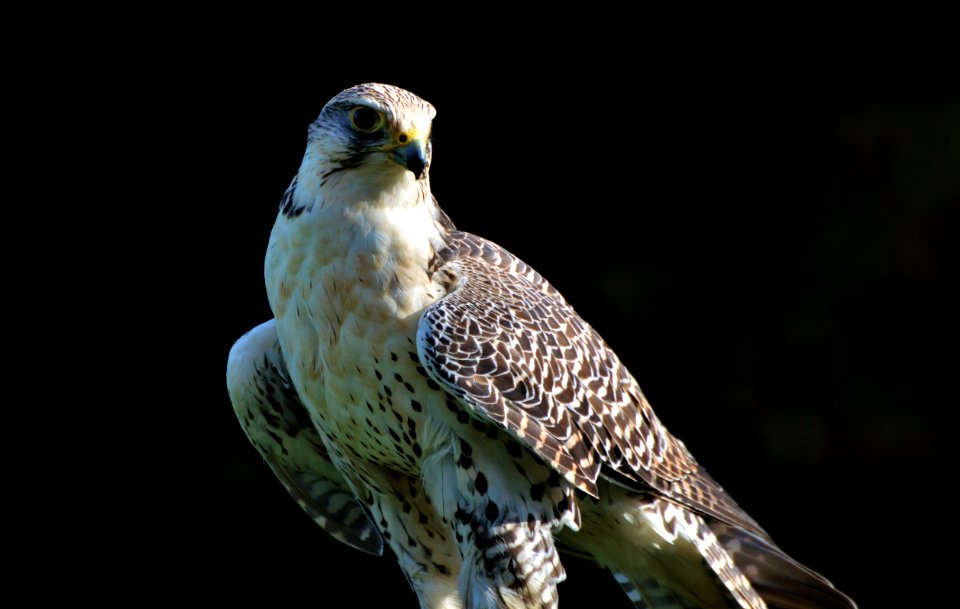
[350, 107, 382, 132]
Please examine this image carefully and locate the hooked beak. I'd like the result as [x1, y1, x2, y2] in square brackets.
[390, 139, 428, 179]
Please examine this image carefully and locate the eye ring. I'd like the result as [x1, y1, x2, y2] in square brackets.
[349, 107, 383, 132]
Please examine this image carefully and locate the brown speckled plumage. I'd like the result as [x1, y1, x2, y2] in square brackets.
[228, 83, 856, 609]
[420, 230, 764, 534]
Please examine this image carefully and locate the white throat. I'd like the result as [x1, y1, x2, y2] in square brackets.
[267, 152, 448, 325]
[297, 151, 442, 257]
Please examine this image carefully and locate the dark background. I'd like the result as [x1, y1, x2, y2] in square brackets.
[91, 32, 958, 608]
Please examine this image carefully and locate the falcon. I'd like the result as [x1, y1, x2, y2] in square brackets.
[227, 83, 856, 609]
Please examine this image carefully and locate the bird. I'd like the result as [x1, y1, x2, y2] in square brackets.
[227, 83, 857, 609]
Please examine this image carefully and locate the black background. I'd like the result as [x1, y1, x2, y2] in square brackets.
[83, 27, 957, 609]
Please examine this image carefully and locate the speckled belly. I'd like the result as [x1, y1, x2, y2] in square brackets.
[275, 292, 451, 479]
[330, 316, 442, 471]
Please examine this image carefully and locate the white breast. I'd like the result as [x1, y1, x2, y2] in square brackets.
[264, 167, 451, 472]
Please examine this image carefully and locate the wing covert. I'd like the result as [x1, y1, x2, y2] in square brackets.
[227, 320, 384, 555]
[417, 232, 763, 535]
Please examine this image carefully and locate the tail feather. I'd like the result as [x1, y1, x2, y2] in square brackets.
[562, 480, 856, 609]
[611, 571, 647, 608]
[563, 488, 764, 609]
[613, 571, 702, 609]
[709, 523, 857, 609]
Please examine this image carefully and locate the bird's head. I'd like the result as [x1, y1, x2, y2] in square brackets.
[300, 84, 436, 203]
